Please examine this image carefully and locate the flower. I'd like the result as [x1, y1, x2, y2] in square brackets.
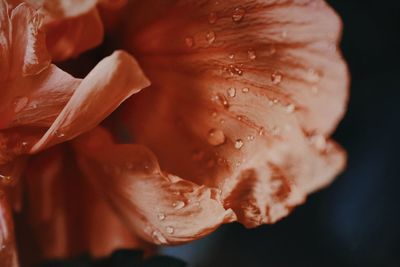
[0, 0, 349, 266]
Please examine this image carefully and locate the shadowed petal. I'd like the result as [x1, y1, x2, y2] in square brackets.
[120, 0, 348, 226]
[0, 191, 18, 267]
[22, 146, 142, 260]
[74, 127, 236, 245]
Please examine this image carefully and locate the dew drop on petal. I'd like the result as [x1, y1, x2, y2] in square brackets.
[306, 69, 321, 83]
[206, 30, 216, 44]
[271, 71, 283, 85]
[166, 226, 175, 234]
[232, 6, 246, 23]
[173, 201, 185, 210]
[242, 87, 249, 93]
[55, 131, 65, 138]
[157, 213, 166, 221]
[228, 64, 243, 76]
[227, 87, 236, 98]
[152, 230, 167, 244]
[0, 174, 13, 185]
[247, 135, 255, 141]
[208, 129, 226, 146]
[229, 53, 235, 60]
[247, 49, 256, 60]
[208, 12, 218, 24]
[234, 139, 244, 149]
[286, 104, 295, 113]
[13, 97, 28, 113]
[185, 36, 194, 48]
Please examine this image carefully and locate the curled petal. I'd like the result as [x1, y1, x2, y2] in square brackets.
[74, 127, 236, 245]
[0, 192, 18, 267]
[120, 0, 348, 226]
[30, 50, 150, 153]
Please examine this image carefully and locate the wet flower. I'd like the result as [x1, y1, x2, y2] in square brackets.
[0, 0, 349, 266]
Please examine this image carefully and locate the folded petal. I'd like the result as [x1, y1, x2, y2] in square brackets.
[30, 50, 150, 153]
[0, 191, 18, 267]
[9, 0, 104, 61]
[120, 0, 348, 226]
[74, 127, 236, 245]
[22, 145, 142, 260]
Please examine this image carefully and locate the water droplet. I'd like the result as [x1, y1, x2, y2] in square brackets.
[258, 127, 265, 136]
[247, 49, 256, 60]
[212, 111, 218, 117]
[152, 230, 167, 244]
[0, 174, 13, 185]
[206, 30, 216, 44]
[217, 94, 230, 108]
[286, 104, 295, 113]
[185, 36, 194, 48]
[55, 131, 65, 138]
[30, 102, 38, 109]
[229, 53, 235, 60]
[207, 129, 226, 146]
[158, 213, 166, 221]
[166, 226, 175, 234]
[14, 97, 28, 112]
[234, 139, 244, 149]
[173, 201, 185, 210]
[227, 87, 236, 98]
[227, 64, 243, 76]
[242, 87, 249, 93]
[306, 69, 321, 83]
[21, 141, 29, 147]
[247, 135, 255, 141]
[208, 12, 217, 24]
[271, 71, 282, 85]
[232, 6, 246, 23]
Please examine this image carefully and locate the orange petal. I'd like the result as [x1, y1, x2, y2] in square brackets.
[22, 145, 142, 260]
[74, 127, 236, 245]
[120, 0, 348, 226]
[0, 1, 50, 81]
[45, 8, 104, 61]
[0, 191, 18, 267]
[0, 0, 11, 81]
[30, 50, 150, 153]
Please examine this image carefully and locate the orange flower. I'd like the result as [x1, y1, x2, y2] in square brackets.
[0, 0, 349, 266]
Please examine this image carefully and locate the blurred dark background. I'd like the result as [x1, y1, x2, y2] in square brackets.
[161, 1, 400, 266]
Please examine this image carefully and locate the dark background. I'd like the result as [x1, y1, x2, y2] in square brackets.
[161, 1, 400, 266]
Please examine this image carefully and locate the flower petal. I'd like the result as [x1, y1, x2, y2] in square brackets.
[74, 127, 236, 245]
[0, 1, 50, 81]
[0, 191, 18, 267]
[28, 50, 149, 153]
[45, 8, 104, 61]
[0, 0, 11, 81]
[120, 0, 348, 226]
[22, 145, 142, 260]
